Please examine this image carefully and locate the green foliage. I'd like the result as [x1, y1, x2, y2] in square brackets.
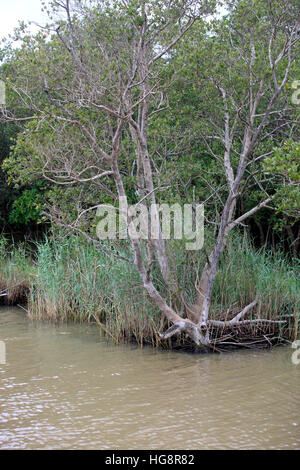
[264, 140, 300, 183]
[0, 122, 20, 227]
[264, 140, 300, 218]
[0, 235, 33, 304]
[8, 188, 44, 225]
[0, 0, 299, 248]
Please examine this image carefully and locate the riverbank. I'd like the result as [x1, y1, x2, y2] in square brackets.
[0, 234, 299, 351]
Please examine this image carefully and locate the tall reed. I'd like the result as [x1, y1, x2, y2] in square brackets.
[1, 233, 299, 347]
[0, 235, 33, 304]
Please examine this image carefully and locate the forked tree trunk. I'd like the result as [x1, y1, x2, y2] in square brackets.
[2, 0, 297, 349]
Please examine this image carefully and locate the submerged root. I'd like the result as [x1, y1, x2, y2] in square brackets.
[159, 320, 290, 352]
[159, 320, 210, 347]
[158, 297, 294, 351]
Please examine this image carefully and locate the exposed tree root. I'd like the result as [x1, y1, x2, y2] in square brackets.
[158, 298, 293, 352]
[159, 320, 210, 346]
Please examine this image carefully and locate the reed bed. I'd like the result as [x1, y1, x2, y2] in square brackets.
[28, 237, 162, 346]
[0, 236, 33, 304]
[0, 233, 299, 349]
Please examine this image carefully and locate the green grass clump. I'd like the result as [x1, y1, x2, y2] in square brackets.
[1, 232, 299, 347]
[0, 235, 33, 304]
[29, 237, 161, 345]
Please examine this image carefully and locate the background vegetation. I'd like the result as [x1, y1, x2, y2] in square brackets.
[0, 0, 299, 348]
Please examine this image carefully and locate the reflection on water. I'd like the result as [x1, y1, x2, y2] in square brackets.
[0, 307, 299, 449]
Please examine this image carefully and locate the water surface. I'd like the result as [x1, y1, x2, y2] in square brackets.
[0, 307, 299, 449]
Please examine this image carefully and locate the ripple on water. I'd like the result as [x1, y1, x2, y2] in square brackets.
[0, 307, 299, 449]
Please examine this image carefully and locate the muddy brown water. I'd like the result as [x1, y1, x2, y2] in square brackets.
[0, 306, 299, 450]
